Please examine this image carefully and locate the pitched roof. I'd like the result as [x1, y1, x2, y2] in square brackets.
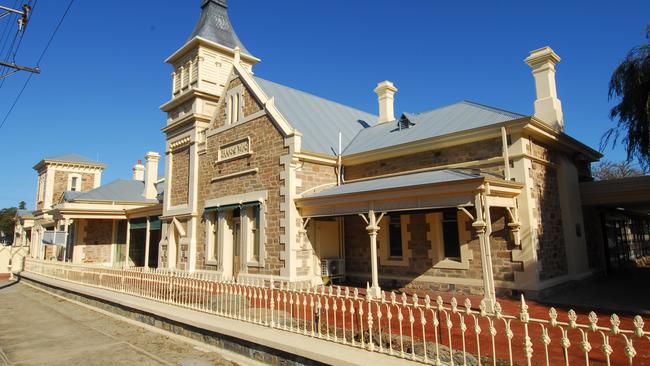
[43, 154, 103, 166]
[302, 170, 482, 199]
[343, 101, 526, 155]
[64, 179, 156, 203]
[253, 76, 377, 156]
[188, 0, 250, 55]
[16, 209, 34, 218]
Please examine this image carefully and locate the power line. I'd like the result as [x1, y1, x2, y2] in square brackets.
[0, 0, 74, 131]
[0, 0, 19, 56]
[0, 0, 37, 89]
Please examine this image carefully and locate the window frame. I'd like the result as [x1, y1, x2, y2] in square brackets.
[225, 85, 245, 126]
[378, 214, 410, 267]
[203, 192, 268, 272]
[204, 211, 220, 265]
[426, 210, 472, 270]
[67, 173, 82, 192]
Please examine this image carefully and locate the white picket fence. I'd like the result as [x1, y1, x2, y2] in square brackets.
[23, 258, 650, 366]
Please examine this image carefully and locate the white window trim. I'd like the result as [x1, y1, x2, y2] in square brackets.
[204, 190, 268, 272]
[204, 211, 219, 266]
[242, 205, 264, 268]
[67, 173, 82, 192]
[378, 214, 411, 267]
[426, 211, 472, 270]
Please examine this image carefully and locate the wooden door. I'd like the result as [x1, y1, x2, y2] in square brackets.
[317, 219, 341, 259]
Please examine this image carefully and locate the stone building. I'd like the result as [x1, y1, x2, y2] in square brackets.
[15, 153, 163, 268]
[16, 1, 650, 307]
[157, 0, 603, 305]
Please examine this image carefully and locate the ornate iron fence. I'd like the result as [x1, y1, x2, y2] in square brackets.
[23, 258, 650, 366]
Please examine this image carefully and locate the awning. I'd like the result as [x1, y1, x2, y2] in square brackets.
[204, 201, 260, 214]
[129, 218, 147, 230]
[149, 216, 161, 230]
[297, 169, 522, 217]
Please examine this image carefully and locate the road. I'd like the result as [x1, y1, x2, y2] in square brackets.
[0, 280, 240, 366]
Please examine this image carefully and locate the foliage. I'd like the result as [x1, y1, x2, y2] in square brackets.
[19, 201, 26, 210]
[0, 207, 17, 243]
[601, 24, 650, 170]
[592, 160, 647, 180]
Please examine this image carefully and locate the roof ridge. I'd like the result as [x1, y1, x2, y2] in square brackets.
[459, 100, 526, 118]
[253, 76, 377, 119]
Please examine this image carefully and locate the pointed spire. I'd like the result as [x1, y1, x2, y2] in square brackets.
[189, 0, 250, 55]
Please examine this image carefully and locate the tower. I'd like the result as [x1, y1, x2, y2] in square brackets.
[160, 0, 258, 271]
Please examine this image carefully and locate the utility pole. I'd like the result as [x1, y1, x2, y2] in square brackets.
[0, 3, 40, 79]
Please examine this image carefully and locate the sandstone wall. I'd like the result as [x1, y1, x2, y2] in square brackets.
[344, 138, 503, 181]
[528, 140, 568, 280]
[170, 147, 190, 207]
[195, 76, 287, 275]
[344, 208, 520, 296]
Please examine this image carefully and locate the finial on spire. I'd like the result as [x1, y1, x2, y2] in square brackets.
[201, 0, 226, 8]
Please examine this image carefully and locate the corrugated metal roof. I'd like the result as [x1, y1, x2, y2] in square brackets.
[188, 0, 250, 55]
[343, 101, 525, 155]
[302, 170, 481, 199]
[253, 76, 377, 156]
[63, 191, 84, 201]
[16, 209, 34, 218]
[44, 153, 102, 166]
[66, 179, 156, 203]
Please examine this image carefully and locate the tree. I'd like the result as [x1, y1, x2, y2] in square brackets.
[18, 201, 26, 210]
[601, 24, 650, 169]
[0, 207, 17, 244]
[592, 160, 646, 180]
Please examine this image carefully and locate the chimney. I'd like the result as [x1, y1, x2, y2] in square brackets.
[374, 80, 398, 124]
[524, 46, 564, 131]
[144, 152, 160, 200]
[132, 160, 145, 181]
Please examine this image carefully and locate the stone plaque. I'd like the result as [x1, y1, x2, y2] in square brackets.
[218, 137, 251, 163]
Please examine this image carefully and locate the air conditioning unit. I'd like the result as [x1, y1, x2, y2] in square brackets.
[321, 259, 345, 277]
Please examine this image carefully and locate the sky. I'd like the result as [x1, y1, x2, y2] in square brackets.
[0, 0, 648, 209]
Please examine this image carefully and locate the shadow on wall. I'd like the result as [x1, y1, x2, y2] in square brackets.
[337, 207, 521, 297]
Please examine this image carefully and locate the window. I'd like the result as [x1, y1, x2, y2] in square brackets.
[67, 174, 82, 192]
[426, 210, 470, 270]
[441, 209, 461, 259]
[378, 214, 410, 266]
[248, 205, 261, 262]
[388, 215, 403, 258]
[225, 87, 244, 125]
[205, 210, 220, 264]
[70, 177, 79, 191]
[116, 220, 127, 245]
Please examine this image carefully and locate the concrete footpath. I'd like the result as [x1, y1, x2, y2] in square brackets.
[0, 280, 241, 366]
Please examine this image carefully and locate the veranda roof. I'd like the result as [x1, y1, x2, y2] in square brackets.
[297, 170, 497, 217]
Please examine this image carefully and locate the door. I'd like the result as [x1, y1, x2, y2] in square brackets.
[317, 219, 341, 259]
